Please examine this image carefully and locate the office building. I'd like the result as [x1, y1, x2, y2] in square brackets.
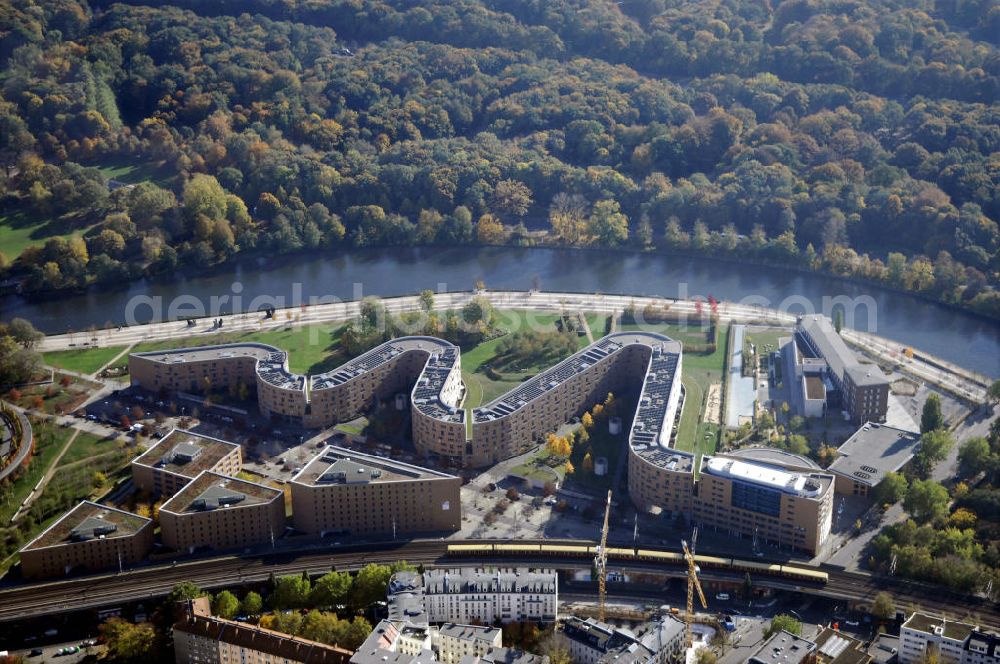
[159, 471, 285, 553]
[693, 456, 835, 555]
[794, 315, 889, 425]
[131, 429, 242, 496]
[19, 501, 154, 579]
[290, 446, 461, 537]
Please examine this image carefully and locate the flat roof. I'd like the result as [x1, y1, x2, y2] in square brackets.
[813, 627, 869, 664]
[829, 423, 921, 487]
[132, 429, 240, 479]
[903, 612, 977, 642]
[292, 445, 458, 487]
[797, 315, 888, 387]
[725, 447, 820, 470]
[438, 623, 501, 643]
[749, 630, 817, 664]
[159, 470, 281, 515]
[702, 456, 832, 498]
[474, 332, 680, 424]
[22, 501, 151, 551]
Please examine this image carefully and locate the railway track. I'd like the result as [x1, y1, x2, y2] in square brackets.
[0, 540, 995, 625]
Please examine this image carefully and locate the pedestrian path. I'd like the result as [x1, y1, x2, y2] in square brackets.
[12, 428, 79, 524]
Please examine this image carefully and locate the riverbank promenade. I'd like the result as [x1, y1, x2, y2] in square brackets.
[35, 290, 992, 404]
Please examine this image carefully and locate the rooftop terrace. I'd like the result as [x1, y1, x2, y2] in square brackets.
[23, 501, 151, 550]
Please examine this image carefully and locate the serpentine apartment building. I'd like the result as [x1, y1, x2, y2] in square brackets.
[131, 324, 836, 554]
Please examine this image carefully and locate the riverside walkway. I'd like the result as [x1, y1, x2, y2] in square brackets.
[35, 290, 992, 403]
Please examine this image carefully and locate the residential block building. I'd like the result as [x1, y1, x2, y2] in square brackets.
[901, 613, 978, 664]
[290, 446, 461, 537]
[419, 568, 558, 625]
[131, 429, 242, 497]
[19, 501, 153, 579]
[561, 616, 686, 664]
[174, 598, 351, 664]
[159, 471, 285, 553]
[129, 332, 682, 470]
[351, 620, 544, 664]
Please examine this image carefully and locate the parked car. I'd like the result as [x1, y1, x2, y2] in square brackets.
[715, 593, 730, 601]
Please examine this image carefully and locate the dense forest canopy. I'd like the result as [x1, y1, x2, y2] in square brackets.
[0, 0, 998, 315]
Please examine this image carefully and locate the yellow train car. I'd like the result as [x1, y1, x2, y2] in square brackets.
[540, 544, 593, 557]
[692, 554, 731, 569]
[729, 559, 783, 575]
[494, 543, 544, 554]
[605, 547, 637, 559]
[778, 566, 828, 583]
[633, 548, 685, 564]
[447, 543, 493, 555]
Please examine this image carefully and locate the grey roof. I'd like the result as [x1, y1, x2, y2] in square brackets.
[171, 442, 203, 463]
[70, 516, 119, 541]
[22, 501, 152, 550]
[294, 446, 459, 487]
[635, 616, 686, 654]
[423, 568, 557, 595]
[562, 617, 625, 653]
[159, 471, 282, 515]
[965, 630, 1000, 657]
[388, 571, 427, 625]
[749, 630, 817, 664]
[724, 447, 820, 470]
[828, 422, 921, 487]
[192, 484, 246, 510]
[459, 647, 547, 664]
[438, 624, 501, 643]
[797, 315, 888, 387]
[351, 620, 436, 664]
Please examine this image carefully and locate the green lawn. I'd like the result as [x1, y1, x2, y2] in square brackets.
[61, 431, 120, 465]
[0, 422, 73, 525]
[133, 324, 346, 375]
[617, 321, 713, 347]
[510, 449, 565, 485]
[674, 324, 730, 461]
[459, 309, 587, 409]
[0, 207, 95, 260]
[43, 345, 128, 374]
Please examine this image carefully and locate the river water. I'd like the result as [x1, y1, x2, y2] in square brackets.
[1, 246, 997, 374]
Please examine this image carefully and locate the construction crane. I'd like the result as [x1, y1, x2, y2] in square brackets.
[681, 538, 708, 650]
[595, 490, 612, 622]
